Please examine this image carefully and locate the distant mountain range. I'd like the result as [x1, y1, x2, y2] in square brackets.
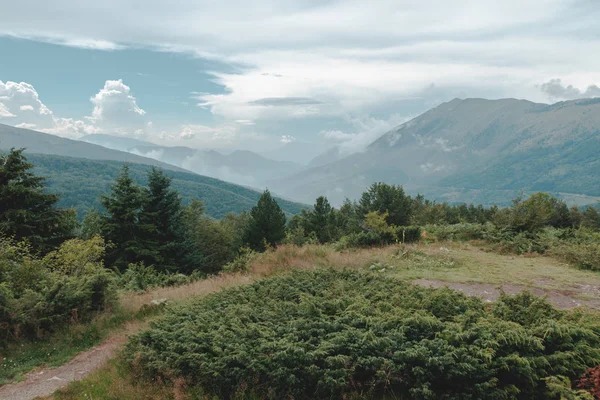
[0, 124, 183, 172]
[0, 124, 306, 219]
[80, 134, 304, 188]
[270, 98, 600, 207]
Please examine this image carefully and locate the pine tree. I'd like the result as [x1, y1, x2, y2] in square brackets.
[137, 168, 186, 272]
[0, 148, 75, 252]
[245, 190, 287, 251]
[308, 196, 335, 243]
[100, 165, 143, 271]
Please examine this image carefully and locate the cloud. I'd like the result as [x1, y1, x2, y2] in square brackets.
[89, 79, 145, 125]
[248, 97, 322, 106]
[15, 122, 36, 129]
[40, 117, 100, 137]
[280, 135, 296, 144]
[0, 103, 15, 117]
[0, 79, 144, 139]
[320, 114, 410, 155]
[539, 79, 600, 100]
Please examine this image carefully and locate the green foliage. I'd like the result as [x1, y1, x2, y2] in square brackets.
[182, 200, 237, 275]
[137, 168, 187, 272]
[116, 263, 201, 292]
[396, 226, 422, 243]
[245, 190, 287, 251]
[222, 248, 257, 273]
[27, 153, 306, 219]
[125, 269, 600, 400]
[359, 182, 412, 226]
[0, 148, 75, 253]
[581, 206, 600, 231]
[0, 236, 116, 345]
[101, 165, 144, 271]
[79, 208, 102, 240]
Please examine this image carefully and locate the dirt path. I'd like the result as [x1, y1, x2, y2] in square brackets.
[0, 322, 140, 400]
[413, 279, 600, 310]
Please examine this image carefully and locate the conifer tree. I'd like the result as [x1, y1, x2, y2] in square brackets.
[245, 189, 287, 251]
[308, 196, 335, 243]
[0, 148, 75, 252]
[138, 168, 186, 271]
[101, 165, 143, 271]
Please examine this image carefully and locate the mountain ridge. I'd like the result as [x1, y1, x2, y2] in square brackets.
[270, 97, 600, 206]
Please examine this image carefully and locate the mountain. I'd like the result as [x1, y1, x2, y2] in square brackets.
[0, 124, 185, 172]
[80, 133, 159, 152]
[307, 146, 344, 168]
[27, 153, 306, 219]
[124, 143, 304, 189]
[271, 98, 600, 206]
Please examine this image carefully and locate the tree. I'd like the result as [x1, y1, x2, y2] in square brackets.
[336, 199, 362, 236]
[0, 148, 75, 252]
[581, 206, 600, 231]
[80, 208, 102, 240]
[180, 199, 236, 274]
[358, 183, 413, 227]
[101, 165, 143, 271]
[245, 190, 287, 251]
[137, 168, 186, 272]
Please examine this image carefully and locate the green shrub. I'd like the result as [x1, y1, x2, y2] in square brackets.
[423, 223, 489, 241]
[0, 236, 117, 344]
[125, 269, 600, 400]
[336, 231, 392, 249]
[396, 226, 422, 243]
[117, 263, 202, 292]
[222, 248, 257, 273]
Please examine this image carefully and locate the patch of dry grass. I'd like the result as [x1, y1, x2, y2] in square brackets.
[119, 273, 254, 313]
[249, 244, 397, 277]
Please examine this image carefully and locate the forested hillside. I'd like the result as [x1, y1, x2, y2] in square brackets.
[28, 153, 305, 219]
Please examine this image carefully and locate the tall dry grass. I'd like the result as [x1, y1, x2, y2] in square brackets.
[250, 244, 398, 277]
[119, 273, 254, 313]
[120, 244, 399, 313]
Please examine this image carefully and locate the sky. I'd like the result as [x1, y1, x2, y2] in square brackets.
[1, 0, 599, 159]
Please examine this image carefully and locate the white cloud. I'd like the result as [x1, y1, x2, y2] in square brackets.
[0, 103, 15, 117]
[89, 79, 145, 125]
[321, 114, 410, 155]
[0, 79, 143, 139]
[280, 135, 296, 144]
[15, 122, 36, 129]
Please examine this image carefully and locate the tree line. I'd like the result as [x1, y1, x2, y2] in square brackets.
[2, 147, 600, 276]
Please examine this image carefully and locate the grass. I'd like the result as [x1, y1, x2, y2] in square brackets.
[247, 242, 600, 294]
[50, 358, 188, 400]
[390, 241, 600, 291]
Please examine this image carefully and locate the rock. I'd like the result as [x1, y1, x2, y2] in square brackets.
[151, 298, 168, 306]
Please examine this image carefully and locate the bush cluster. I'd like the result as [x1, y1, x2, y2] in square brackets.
[125, 269, 600, 399]
[0, 236, 116, 344]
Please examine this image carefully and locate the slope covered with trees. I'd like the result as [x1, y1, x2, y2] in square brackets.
[27, 153, 305, 219]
